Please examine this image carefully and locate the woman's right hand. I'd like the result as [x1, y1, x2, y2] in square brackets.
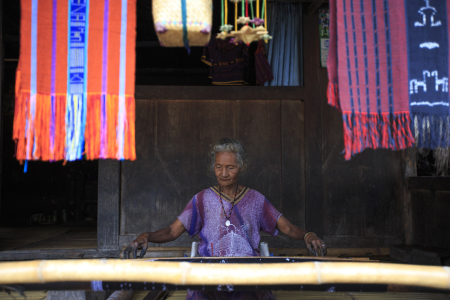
[123, 233, 149, 259]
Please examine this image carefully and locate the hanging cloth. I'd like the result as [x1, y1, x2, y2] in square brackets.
[265, 2, 302, 86]
[328, 0, 450, 160]
[14, 0, 137, 162]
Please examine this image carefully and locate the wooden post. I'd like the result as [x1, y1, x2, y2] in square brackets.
[303, 10, 324, 238]
[402, 148, 416, 244]
[98, 160, 121, 251]
[0, 0, 3, 221]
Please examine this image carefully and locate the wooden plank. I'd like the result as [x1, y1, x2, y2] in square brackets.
[281, 101, 305, 229]
[236, 100, 282, 211]
[363, 150, 403, 238]
[401, 148, 417, 244]
[135, 86, 306, 101]
[120, 100, 158, 235]
[194, 100, 236, 190]
[308, 0, 326, 15]
[321, 236, 403, 248]
[321, 98, 365, 238]
[98, 160, 121, 251]
[0, 249, 119, 261]
[152, 99, 198, 227]
[435, 192, 450, 249]
[0, 0, 3, 219]
[303, 12, 325, 237]
[409, 190, 450, 248]
[411, 189, 433, 247]
[408, 176, 450, 191]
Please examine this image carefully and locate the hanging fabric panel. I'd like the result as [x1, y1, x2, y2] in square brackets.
[265, 2, 302, 86]
[14, 0, 137, 162]
[328, 0, 450, 160]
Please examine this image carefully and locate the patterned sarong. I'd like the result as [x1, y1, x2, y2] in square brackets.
[328, 0, 450, 159]
[14, 0, 137, 162]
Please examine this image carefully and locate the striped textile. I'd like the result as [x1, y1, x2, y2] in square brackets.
[14, 0, 137, 162]
[327, 0, 450, 159]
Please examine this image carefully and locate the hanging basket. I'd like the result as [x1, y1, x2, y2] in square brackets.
[152, 0, 213, 47]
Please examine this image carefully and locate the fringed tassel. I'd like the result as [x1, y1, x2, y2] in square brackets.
[54, 95, 66, 161]
[327, 81, 341, 111]
[13, 85, 28, 161]
[116, 95, 127, 160]
[65, 94, 86, 161]
[124, 95, 136, 160]
[83, 94, 135, 160]
[106, 94, 118, 158]
[85, 94, 101, 160]
[342, 112, 415, 160]
[412, 113, 450, 149]
[14, 88, 135, 161]
[26, 93, 37, 160]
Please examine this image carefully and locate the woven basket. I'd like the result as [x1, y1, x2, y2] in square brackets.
[152, 0, 212, 47]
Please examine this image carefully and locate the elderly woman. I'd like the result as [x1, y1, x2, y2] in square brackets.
[124, 138, 326, 298]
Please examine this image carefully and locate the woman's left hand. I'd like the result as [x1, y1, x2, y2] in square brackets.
[304, 233, 327, 256]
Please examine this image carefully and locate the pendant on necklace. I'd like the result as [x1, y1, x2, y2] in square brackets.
[225, 220, 231, 227]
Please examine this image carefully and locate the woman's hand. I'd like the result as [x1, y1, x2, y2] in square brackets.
[122, 219, 186, 259]
[276, 216, 327, 257]
[123, 233, 149, 259]
[304, 232, 327, 257]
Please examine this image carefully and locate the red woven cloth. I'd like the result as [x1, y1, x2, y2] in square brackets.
[327, 0, 415, 159]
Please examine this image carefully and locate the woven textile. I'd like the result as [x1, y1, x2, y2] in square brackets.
[202, 36, 249, 85]
[14, 0, 137, 162]
[328, 0, 450, 159]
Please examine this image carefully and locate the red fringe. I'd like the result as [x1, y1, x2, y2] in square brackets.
[342, 112, 414, 160]
[327, 81, 341, 111]
[14, 88, 136, 161]
[124, 96, 136, 160]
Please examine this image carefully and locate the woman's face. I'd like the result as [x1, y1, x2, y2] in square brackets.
[214, 151, 240, 189]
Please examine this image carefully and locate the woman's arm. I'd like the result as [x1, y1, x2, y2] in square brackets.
[276, 216, 327, 256]
[123, 219, 186, 259]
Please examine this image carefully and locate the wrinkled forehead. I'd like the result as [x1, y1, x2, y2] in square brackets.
[214, 151, 239, 165]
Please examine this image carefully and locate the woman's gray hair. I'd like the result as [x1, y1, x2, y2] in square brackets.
[208, 138, 249, 174]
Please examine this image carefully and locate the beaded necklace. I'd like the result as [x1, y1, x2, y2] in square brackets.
[218, 183, 239, 227]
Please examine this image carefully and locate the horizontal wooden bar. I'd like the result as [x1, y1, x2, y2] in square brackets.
[0, 259, 449, 290]
[408, 176, 450, 191]
[135, 86, 306, 100]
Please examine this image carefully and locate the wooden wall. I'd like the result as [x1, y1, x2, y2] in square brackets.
[99, 9, 409, 251]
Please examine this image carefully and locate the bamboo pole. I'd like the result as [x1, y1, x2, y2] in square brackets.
[0, 260, 449, 290]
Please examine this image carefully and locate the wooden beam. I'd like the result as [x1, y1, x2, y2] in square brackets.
[401, 148, 416, 245]
[0, 249, 120, 261]
[135, 86, 306, 100]
[408, 176, 450, 191]
[0, 0, 3, 222]
[308, 0, 325, 15]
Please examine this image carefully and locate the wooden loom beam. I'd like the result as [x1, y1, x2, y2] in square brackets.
[0, 259, 449, 290]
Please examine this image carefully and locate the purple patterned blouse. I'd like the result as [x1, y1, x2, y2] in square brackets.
[178, 187, 282, 257]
